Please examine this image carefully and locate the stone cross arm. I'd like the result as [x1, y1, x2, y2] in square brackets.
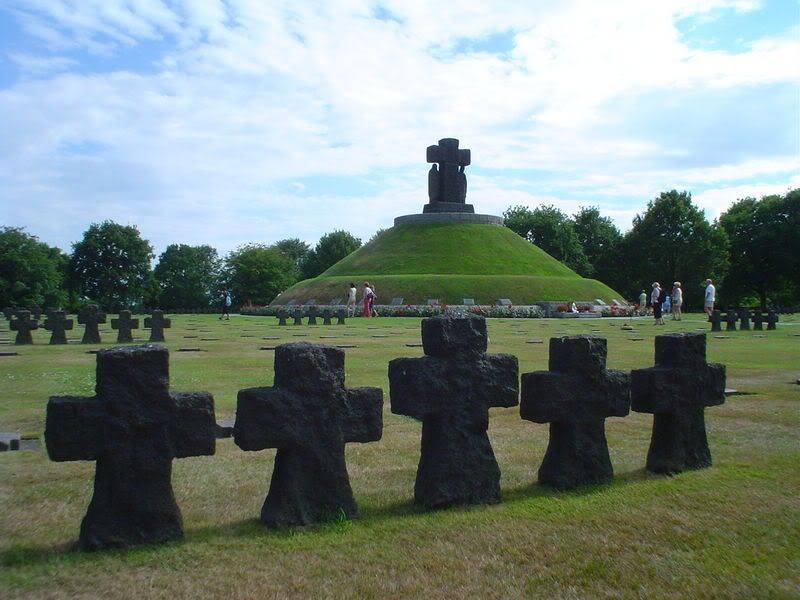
[631, 363, 725, 414]
[45, 314, 73, 331]
[144, 313, 171, 329]
[340, 388, 383, 443]
[171, 391, 216, 457]
[426, 139, 471, 166]
[389, 354, 518, 419]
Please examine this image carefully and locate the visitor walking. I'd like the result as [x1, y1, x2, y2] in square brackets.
[369, 283, 379, 317]
[219, 288, 231, 320]
[346, 282, 357, 317]
[704, 278, 716, 318]
[671, 282, 683, 320]
[362, 282, 375, 317]
[638, 289, 647, 313]
[651, 282, 664, 325]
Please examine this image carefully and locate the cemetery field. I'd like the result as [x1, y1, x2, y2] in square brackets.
[1, 314, 798, 599]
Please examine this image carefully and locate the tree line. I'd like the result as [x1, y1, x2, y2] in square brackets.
[1, 188, 797, 312]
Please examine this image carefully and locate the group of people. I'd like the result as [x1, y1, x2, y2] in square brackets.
[639, 278, 715, 325]
[346, 282, 378, 318]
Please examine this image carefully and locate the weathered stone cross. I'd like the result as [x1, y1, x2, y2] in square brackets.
[78, 304, 106, 344]
[737, 308, 751, 330]
[336, 308, 347, 325]
[45, 345, 216, 549]
[389, 314, 519, 508]
[752, 309, 764, 330]
[10, 309, 38, 345]
[307, 305, 318, 325]
[44, 310, 73, 345]
[276, 309, 288, 326]
[321, 308, 333, 325]
[520, 335, 630, 489]
[234, 342, 383, 527]
[631, 333, 725, 474]
[767, 310, 778, 330]
[725, 308, 737, 331]
[710, 309, 722, 332]
[426, 138, 471, 204]
[292, 307, 304, 325]
[111, 310, 139, 343]
[144, 310, 171, 342]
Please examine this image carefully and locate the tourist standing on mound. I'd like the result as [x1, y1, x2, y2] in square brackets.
[346, 283, 357, 317]
[671, 282, 683, 321]
[362, 282, 375, 317]
[704, 278, 716, 317]
[651, 282, 664, 325]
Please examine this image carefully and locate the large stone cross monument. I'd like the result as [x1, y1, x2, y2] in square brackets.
[425, 138, 472, 212]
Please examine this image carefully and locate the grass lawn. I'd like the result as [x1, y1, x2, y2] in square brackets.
[1, 313, 798, 599]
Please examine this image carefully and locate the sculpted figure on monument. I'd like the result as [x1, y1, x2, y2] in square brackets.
[424, 138, 474, 214]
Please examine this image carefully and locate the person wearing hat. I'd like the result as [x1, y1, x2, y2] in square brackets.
[671, 281, 683, 321]
[651, 282, 664, 325]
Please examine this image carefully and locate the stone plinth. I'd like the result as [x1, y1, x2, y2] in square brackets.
[394, 212, 504, 226]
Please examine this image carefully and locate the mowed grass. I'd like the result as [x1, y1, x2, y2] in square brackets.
[0, 313, 798, 599]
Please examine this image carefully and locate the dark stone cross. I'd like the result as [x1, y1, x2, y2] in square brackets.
[144, 310, 171, 342]
[45, 345, 216, 550]
[631, 333, 726, 474]
[388, 314, 519, 508]
[425, 138, 473, 213]
[10, 310, 38, 345]
[234, 343, 383, 527]
[111, 310, 139, 343]
[29, 305, 43, 320]
[307, 305, 318, 325]
[44, 310, 73, 345]
[520, 336, 630, 490]
[321, 309, 333, 326]
[725, 309, 737, 331]
[336, 309, 346, 325]
[752, 309, 764, 330]
[292, 307, 304, 325]
[767, 310, 778, 330]
[2, 306, 15, 320]
[737, 308, 751, 331]
[710, 309, 722, 332]
[276, 309, 288, 326]
[79, 305, 107, 344]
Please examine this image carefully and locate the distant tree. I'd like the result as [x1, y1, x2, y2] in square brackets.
[68, 221, 154, 310]
[718, 188, 800, 308]
[300, 230, 362, 279]
[223, 244, 297, 306]
[621, 190, 728, 307]
[572, 206, 623, 284]
[0, 227, 68, 308]
[272, 238, 311, 277]
[153, 244, 221, 309]
[503, 205, 592, 275]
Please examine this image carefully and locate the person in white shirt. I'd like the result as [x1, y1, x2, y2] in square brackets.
[704, 278, 716, 317]
[346, 282, 357, 317]
[671, 282, 683, 321]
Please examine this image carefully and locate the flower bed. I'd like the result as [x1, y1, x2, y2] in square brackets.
[242, 304, 545, 319]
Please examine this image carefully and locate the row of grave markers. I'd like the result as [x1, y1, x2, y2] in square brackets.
[709, 308, 779, 331]
[44, 313, 726, 551]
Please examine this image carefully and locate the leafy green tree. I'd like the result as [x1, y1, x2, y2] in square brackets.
[572, 206, 623, 284]
[153, 244, 221, 309]
[68, 221, 154, 310]
[223, 244, 297, 306]
[621, 190, 728, 307]
[503, 205, 592, 275]
[272, 238, 311, 277]
[718, 189, 800, 308]
[300, 230, 362, 279]
[0, 227, 68, 308]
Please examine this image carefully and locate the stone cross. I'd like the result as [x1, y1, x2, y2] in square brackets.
[234, 343, 383, 527]
[29, 305, 43, 320]
[78, 305, 107, 344]
[710, 309, 722, 332]
[111, 310, 139, 343]
[10, 310, 38, 345]
[292, 307, 304, 325]
[336, 309, 346, 325]
[322, 309, 333, 326]
[276, 309, 288, 326]
[307, 305, 318, 325]
[45, 345, 216, 550]
[144, 310, 171, 342]
[767, 310, 778, 330]
[44, 310, 73, 345]
[725, 309, 737, 331]
[426, 138, 471, 204]
[737, 308, 751, 331]
[631, 333, 726, 474]
[388, 314, 519, 508]
[520, 336, 630, 490]
[752, 309, 763, 330]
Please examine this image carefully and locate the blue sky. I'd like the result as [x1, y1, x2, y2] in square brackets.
[0, 0, 798, 257]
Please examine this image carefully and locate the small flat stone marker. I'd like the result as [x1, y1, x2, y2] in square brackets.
[200, 338, 219, 341]
[405, 343, 423, 348]
[260, 346, 277, 351]
[0, 432, 21, 451]
[215, 419, 234, 438]
[526, 339, 543, 344]
[178, 347, 204, 352]
[263, 336, 279, 340]
[0, 351, 19, 356]
[336, 344, 358, 349]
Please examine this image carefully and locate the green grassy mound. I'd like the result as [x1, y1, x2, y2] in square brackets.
[275, 223, 623, 305]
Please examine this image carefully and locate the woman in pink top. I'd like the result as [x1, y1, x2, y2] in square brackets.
[362, 282, 375, 317]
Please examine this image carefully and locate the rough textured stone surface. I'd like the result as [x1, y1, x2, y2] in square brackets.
[10, 310, 38, 345]
[389, 314, 519, 508]
[336, 309, 346, 325]
[111, 310, 139, 343]
[631, 333, 726, 474]
[292, 308, 304, 325]
[276, 309, 288, 326]
[78, 305, 106, 344]
[144, 310, 171, 342]
[234, 343, 382, 527]
[725, 309, 737, 331]
[520, 336, 630, 490]
[45, 345, 216, 550]
[307, 305, 318, 325]
[44, 310, 73, 345]
[710, 309, 722, 332]
[321, 309, 333, 326]
[426, 138, 471, 207]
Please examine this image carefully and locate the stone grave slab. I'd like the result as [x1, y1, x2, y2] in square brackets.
[0, 432, 21, 451]
[390, 298, 404, 306]
[499, 299, 512, 306]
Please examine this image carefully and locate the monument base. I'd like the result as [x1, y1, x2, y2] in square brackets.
[423, 202, 475, 214]
[394, 212, 504, 226]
